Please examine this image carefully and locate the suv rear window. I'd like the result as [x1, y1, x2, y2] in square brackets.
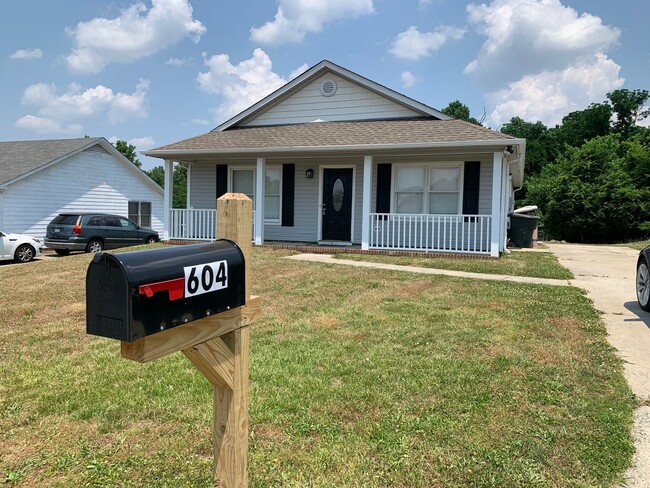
[51, 215, 79, 225]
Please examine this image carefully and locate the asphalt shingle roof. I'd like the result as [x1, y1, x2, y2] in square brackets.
[150, 119, 516, 154]
[0, 138, 101, 186]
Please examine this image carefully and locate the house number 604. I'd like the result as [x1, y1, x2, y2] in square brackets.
[184, 261, 228, 297]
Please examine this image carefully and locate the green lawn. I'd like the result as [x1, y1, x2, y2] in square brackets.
[621, 240, 650, 251]
[0, 246, 634, 487]
[334, 249, 574, 280]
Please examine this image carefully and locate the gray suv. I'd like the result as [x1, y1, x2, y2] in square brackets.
[45, 213, 159, 255]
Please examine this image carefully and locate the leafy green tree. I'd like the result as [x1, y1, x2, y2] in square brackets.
[607, 89, 650, 136]
[500, 116, 560, 178]
[442, 100, 484, 125]
[145, 164, 187, 208]
[113, 139, 142, 168]
[526, 135, 650, 242]
[554, 103, 612, 147]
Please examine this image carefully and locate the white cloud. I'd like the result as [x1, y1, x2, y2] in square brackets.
[465, 0, 620, 86]
[401, 71, 417, 88]
[109, 136, 155, 148]
[17, 80, 149, 134]
[10, 48, 43, 60]
[289, 63, 310, 80]
[198, 49, 296, 123]
[65, 0, 206, 74]
[487, 53, 624, 127]
[165, 57, 192, 66]
[389, 25, 465, 60]
[639, 108, 650, 128]
[192, 118, 212, 126]
[250, 0, 374, 45]
[14, 115, 82, 135]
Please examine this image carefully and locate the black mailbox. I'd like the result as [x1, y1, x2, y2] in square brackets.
[86, 240, 245, 342]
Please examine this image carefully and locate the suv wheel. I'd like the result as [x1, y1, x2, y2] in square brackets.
[145, 236, 157, 244]
[86, 239, 104, 253]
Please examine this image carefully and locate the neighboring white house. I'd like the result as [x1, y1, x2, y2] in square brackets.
[146, 60, 526, 257]
[0, 137, 164, 241]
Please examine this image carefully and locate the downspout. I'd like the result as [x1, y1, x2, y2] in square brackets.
[504, 155, 523, 249]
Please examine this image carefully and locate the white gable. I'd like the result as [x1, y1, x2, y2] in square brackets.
[243, 73, 423, 127]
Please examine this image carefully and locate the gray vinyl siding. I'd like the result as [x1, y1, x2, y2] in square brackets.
[244, 73, 422, 127]
[185, 154, 496, 245]
[2, 145, 163, 240]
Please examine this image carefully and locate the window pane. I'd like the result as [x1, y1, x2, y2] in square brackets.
[396, 193, 423, 214]
[430, 168, 459, 192]
[128, 201, 138, 222]
[140, 202, 151, 227]
[265, 168, 280, 195]
[233, 170, 254, 195]
[264, 195, 280, 220]
[396, 167, 424, 192]
[429, 193, 458, 214]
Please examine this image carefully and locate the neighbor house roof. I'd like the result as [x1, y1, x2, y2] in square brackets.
[0, 137, 163, 194]
[0, 138, 102, 186]
[147, 119, 521, 157]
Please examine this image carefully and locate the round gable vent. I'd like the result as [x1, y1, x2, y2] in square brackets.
[320, 79, 337, 97]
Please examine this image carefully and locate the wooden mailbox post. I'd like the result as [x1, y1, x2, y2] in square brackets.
[119, 193, 259, 487]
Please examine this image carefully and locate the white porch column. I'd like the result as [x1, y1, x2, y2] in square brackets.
[186, 163, 192, 209]
[490, 152, 503, 257]
[361, 155, 373, 250]
[254, 157, 265, 245]
[163, 159, 174, 240]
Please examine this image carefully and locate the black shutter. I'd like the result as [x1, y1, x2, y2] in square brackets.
[282, 164, 295, 227]
[462, 161, 481, 215]
[216, 164, 228, 198]
[376, 163, 392, 213]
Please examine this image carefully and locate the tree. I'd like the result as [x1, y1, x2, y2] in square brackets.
[441, 100, 484, 125]
[525, 135, 650, 242]
[145, 164, 187, 208]
[113, 139, 142, 168]
[500, 116, 560, 178]
[554, 103, 612, 147]
[607, 89, 650, 137]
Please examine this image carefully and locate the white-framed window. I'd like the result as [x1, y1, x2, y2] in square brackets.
[229, 166, 282, 223]
[393, 163, 463, 214]
[128, 201, 152, 227]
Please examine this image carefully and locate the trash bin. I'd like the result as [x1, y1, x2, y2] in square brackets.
[509, 213, 540, 248]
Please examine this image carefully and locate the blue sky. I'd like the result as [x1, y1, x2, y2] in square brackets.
[2, 0, 648, 170]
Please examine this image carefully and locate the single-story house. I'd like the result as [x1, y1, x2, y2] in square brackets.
[146, 60, 525, 257]
[0, 137, 164, 240]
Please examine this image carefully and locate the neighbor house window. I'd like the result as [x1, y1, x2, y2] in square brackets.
[229, 166, 282, 223]
[394, 163, 463, 214]
[128, 201, 152, 227]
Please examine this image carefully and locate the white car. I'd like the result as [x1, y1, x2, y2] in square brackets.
[0, 230, 43, 263]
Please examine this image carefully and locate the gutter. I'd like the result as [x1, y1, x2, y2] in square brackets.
[144, 138, 527, 158]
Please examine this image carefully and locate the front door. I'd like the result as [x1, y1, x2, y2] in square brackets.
[322, 168, 353, 242]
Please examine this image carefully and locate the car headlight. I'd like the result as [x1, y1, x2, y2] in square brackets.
[32, 238, 41, 243]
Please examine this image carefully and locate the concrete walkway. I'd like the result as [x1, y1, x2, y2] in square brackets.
[285, 253, 572, 286]
[547, 243, 650, 488]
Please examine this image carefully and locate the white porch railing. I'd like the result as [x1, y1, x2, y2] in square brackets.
[169, 209, 256, 241]
[369, 213, 492, 254]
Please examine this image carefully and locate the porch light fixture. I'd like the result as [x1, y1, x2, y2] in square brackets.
[305, 169, 314, 179]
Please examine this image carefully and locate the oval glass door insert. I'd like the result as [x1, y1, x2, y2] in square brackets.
[332, 178, 344, 212]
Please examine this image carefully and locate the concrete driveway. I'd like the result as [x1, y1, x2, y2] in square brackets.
[548, 243, 650, 487]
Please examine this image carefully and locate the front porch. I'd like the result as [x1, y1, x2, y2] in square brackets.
[168, 208, 492, 255]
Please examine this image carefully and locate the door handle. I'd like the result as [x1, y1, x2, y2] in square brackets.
[322, 203, 326, 216]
